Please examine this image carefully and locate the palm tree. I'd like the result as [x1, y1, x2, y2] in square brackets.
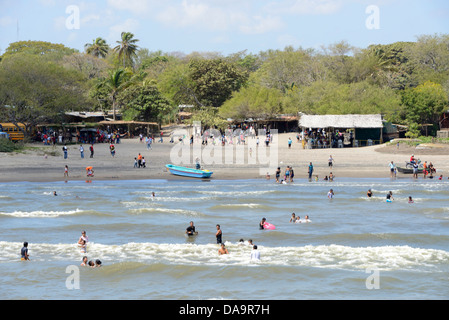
[113, 32, 140, 69]
[100, 68, 132, 120]
[84, 37, 109, 58]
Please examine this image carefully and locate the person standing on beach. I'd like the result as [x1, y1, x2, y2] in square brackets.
[288, 137, 292, 149]
[389, 161, 396, 178]
[328, 155, 334, 168]
[413, 162, 419, 179]
[64, 165, 69, 178]
[216, 224, 222, 244]
[137, 153, 143, 168]
[62, 144, 68, 159]
[110, 143, 115, 157]
[89, 144, 94, 158]
[308, 162, 314, 180]
[79, 145, 84, 159]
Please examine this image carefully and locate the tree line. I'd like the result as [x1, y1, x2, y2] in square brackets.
[0, 32, 448, 137]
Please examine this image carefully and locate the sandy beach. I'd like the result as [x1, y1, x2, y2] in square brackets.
[0, 133, 448, 183]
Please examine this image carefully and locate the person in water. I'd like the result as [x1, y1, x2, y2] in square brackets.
[78, 230, 89, 252]
[21, 242, 30, 261]
[327, 189, 334, 199]
[259, 218, 266, 230]
[367, 189, 373, 198]
[408, 196, 414, 203]
[186, 221, 198, 236]
[215, 224, 222, 244]
[218, 243, 229, 255]
[251, 245, 260, 261]
[81, 256, 88, 266]
[386, 191, 394, 202]
[289, 213, 296, 223]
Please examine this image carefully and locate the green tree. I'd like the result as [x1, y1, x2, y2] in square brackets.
[0, 53, 89, 134]
[98, 68, 133, 120]
[84, 37, 110, 58]
[219, 85, 284, 120]
[118, 80, 174, 125]
[254, 47, 327, 92]
[1, 40, 77, 62]
[401, 80, 448, 135]
[113, 32, 140, 69]
[188, 58, 249, 108]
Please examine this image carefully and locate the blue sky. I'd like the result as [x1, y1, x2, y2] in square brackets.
[1, 0, 448, 56]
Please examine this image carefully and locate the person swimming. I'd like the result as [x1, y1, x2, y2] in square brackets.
[289, 213, 296, 223]
[259, 218, 266, 230]
[367, 189, 373, 197]
[218, 243, 229, 255]
[386, 191, 394, 202]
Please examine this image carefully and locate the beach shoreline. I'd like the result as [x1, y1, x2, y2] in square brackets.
[0, 133, 448, 183]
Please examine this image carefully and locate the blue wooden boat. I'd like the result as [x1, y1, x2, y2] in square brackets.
[165, 164, 213, 178]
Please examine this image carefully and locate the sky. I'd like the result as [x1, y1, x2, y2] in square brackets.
[0, 0, 448, 56]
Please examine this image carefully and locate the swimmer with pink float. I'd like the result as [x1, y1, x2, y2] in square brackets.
[259, 217, 276, 230]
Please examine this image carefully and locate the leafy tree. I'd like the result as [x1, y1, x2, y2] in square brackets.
[0, 53, 89, 134]
[401, 80, 448, 134]
[113, 32, 140, 69]
[96, 68, 133, 120]
[157, 61, 198, 107]
[188, 58, 249, 107]
[118, 80, 174, 125]
[288, 80, 401, 118]
[219, 85, 284, 120]
[1, 40, 77, 62]
[254, 47, 327, 92]
[61, 53, 111, 79]
[84, 37, 110, 58]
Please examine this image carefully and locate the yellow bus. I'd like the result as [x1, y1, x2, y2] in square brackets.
[0, 123, 25, 141]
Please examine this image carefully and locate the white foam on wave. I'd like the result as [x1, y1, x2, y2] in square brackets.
[2, 241, 448, 272]
[0, 208, 85, 218]
[127, 207, 203, 216]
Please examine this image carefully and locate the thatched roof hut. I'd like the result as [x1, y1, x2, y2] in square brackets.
[298, 113, 384, 146]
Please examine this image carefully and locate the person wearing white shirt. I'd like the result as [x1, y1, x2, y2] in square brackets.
[251, 245, 260, 261]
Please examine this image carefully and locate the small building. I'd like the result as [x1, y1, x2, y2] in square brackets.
[298, 113, 384, 147]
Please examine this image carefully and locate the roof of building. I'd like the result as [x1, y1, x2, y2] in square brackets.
[298, 114, 383, 129]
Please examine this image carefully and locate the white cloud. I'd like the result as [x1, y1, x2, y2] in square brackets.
[0, 16, 15, 27]
[265, 0, 344, 15]
[277, 34, 302, 47]
[239, 15, 285, 35]
[157, 0, 229, 31]
[107, 18, 140, 43]
[107, 0, 155, 15]
[156, 0, 284, 34]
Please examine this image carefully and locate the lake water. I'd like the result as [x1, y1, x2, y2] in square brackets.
[1, 177, 448, 300]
